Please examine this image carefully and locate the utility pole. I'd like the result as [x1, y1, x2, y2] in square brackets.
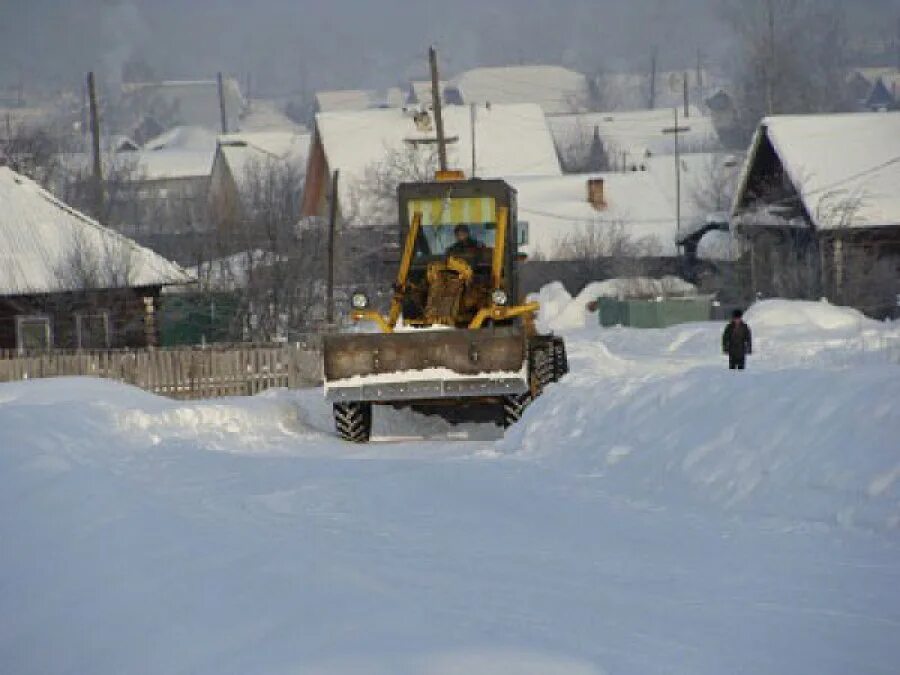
[86, 71, 104, 224]
[217, 71, 229, 134]
[469, 103, 477, 177]
[674, 107, 681, 242]
[429, 46, 448, 172]
[326, 169, 339, 326]
[649, 47, 658, 109]
[683, 71, 690, 118]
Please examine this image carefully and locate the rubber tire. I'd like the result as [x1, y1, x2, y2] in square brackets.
[552, 337, 569, 380]
[501, 392, 532, 428]
[333, 402, 373, 443]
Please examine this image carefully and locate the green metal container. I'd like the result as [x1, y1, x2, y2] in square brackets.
[598, 296, 712, 328]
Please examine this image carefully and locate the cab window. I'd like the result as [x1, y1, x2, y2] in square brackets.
[408, 196, 497, 258]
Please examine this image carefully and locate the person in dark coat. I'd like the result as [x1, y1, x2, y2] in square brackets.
[722, 309, 752, 370]
[446, 224, 485, 255]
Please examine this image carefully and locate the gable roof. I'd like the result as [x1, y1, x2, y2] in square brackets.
[450, 65, 590, 114]
[734, 112, 900, 230]
[509, 152, 733, 259]
[315, 88, 406, 112]
[121, 79, 245, 132]
[313, 103, 561, 223]
[0, 167, 192, 295]
[548, 107, 719, 167]
[215, 131, 311, 192]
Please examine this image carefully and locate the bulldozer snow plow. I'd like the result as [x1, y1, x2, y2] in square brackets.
[323, 177, 568, 442]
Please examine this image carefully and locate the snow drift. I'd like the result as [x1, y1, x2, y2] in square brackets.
[1, 298, 898, 674]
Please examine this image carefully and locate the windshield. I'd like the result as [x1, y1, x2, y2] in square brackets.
[408, 196, 497, 258]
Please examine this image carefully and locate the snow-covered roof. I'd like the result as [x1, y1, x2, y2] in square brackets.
[238, 99, 307, 132]
[0, 167, 192, 295]
[315, 88, 406, 112]
[852, 67, 900, 95]
[315, 103, 561, 221]
[217, 131, 310, 190]
[121, 79, 245, 131]
[408, 80, 448, 104]
[451, 65, 590, 114]
[143, 125, 219, 153]
[548, 107, 719, 166]
[132, 150, 214, 181]
[510, 172, 678, 258]
[737, 112, 900, 229]
[510, 152, 731, 259]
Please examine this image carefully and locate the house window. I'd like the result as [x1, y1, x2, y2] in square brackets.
[75, 312, 111, 349]
[16, 316, 52, 352]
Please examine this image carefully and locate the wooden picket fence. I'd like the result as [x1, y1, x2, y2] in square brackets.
[0, 343, 323, 400]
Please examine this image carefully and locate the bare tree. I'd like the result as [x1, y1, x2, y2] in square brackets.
[349, 143, 440, 226]
[205, 158, 329, 340]
[719, 0, 854, 140]
[549, 220, 666, 288]
[691, 153, 743, 215]
[1, 123, 64, 188]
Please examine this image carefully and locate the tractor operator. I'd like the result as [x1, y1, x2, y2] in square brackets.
[447, 223, 484, 255]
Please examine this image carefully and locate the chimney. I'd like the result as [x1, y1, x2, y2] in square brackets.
[587, 178, 606, 210]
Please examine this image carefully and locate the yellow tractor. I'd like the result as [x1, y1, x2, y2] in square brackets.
[323, 175, 567, 442]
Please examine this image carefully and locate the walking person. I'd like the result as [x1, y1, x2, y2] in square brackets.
[722, 309, 752, 370]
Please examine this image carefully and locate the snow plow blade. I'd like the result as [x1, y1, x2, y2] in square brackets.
[323, 327, 529, 403]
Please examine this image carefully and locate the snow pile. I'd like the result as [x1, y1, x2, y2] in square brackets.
[2, 298, 899, 674]
[744, 298, 876, 332]
[696, 229, 737, 261]
[532, 277, 697, 332]
[502, 364, 900, 532]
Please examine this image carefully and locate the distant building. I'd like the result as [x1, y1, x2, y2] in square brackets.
[121, 78, 245, 139]
[732, 112, 900, 318]
[209, 130, 311, 236]
[313, 88, 406, 113]
[0, 167, 191, 350]
[847, 67, 900, 112]
[405, 80, 462, 106]
[450, 65, 591, 115]
[547, 107, 721, 173]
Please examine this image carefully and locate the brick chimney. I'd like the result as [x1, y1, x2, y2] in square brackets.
[587, 177, 606, 210]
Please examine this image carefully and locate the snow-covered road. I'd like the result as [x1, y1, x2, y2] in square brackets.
[1, 300, 899, 674]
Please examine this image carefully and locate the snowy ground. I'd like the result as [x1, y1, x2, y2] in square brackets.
[1, 299, 899, 674]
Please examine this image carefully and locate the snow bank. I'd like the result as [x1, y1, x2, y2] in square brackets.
[744, 298, 877, 331]
[503, 364, 900, 532]
[533, 277, 697, 332]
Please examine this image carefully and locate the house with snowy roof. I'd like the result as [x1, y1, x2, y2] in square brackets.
[121, 78, 245, 136]
[847, 68, 899, 112]
[61, 126, 218, 260]
[300, 103, 561, 227]
[0, 167, 192, 350]
[548, 107, 721, 174]
[509, 152, 734, 261]
[732, 112, 900, 317]
[209, 130, 311, 234]
[314, 88, 406, 113]
[450, 65, 591, 115]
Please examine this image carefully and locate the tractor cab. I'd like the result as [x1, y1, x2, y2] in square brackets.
[398, 179, 521, 327]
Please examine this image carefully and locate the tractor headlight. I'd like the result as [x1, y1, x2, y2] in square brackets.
[491, 289, 508, 306]
[351, 292, 369, 310]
